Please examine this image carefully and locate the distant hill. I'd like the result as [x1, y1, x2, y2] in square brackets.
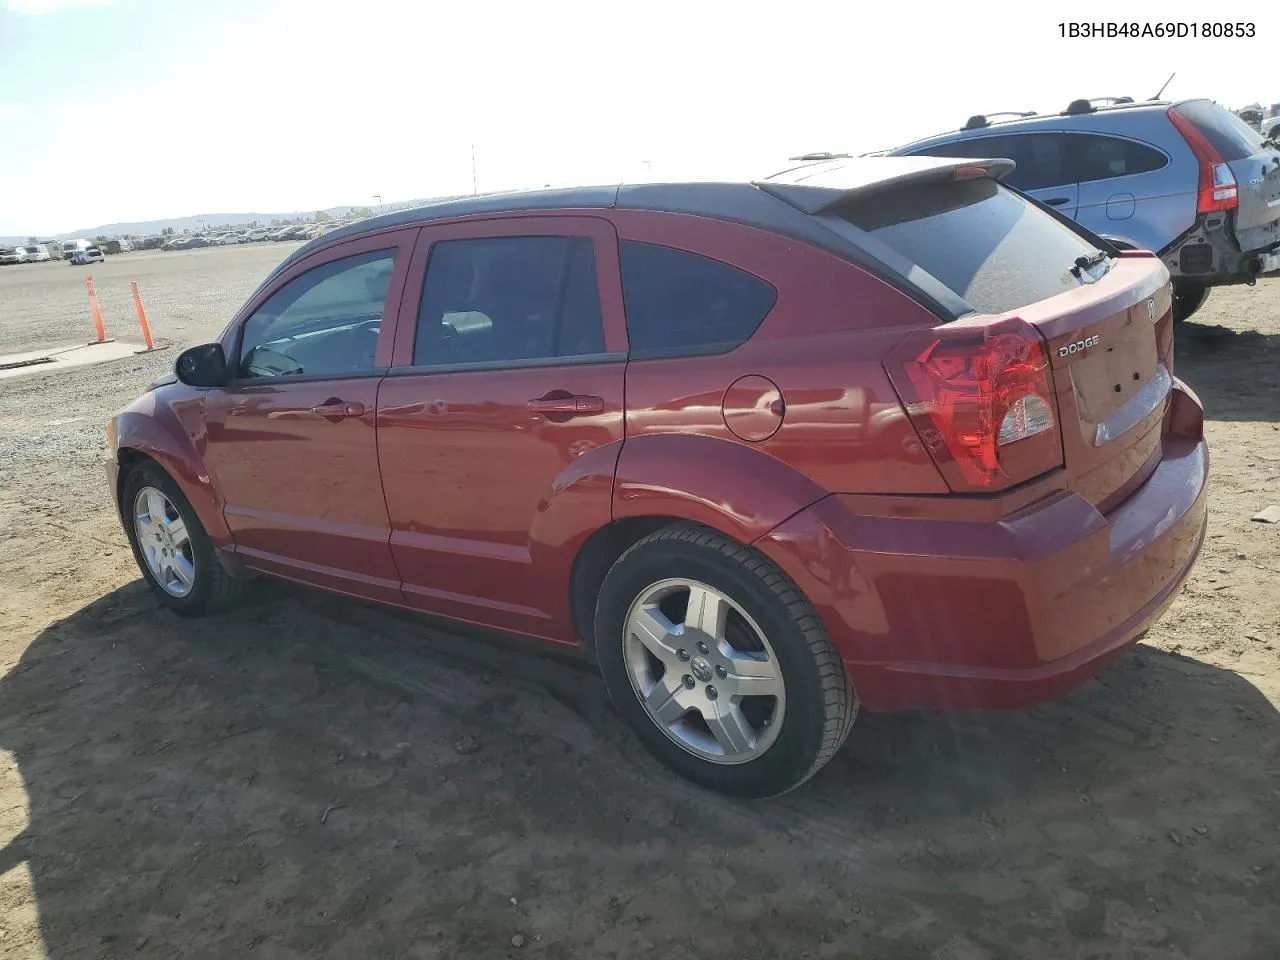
[1, 196, 470, 244]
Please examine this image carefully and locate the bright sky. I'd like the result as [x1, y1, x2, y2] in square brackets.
[3, 0, 1280, 235]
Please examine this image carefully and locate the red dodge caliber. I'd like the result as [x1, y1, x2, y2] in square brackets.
[107, 157, 1208, 796]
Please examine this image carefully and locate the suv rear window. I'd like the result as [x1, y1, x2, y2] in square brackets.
[1170, 100, 1262, 161]
[832, 178, 1105, 315]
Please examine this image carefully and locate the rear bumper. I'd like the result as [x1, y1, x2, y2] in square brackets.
[757, 410, 1208, 713]
[1162, 212, 1280, 284]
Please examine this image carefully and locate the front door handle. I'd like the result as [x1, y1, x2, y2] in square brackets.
[310, 399, 366, 419]
[527, 395, 604, 415]
[1044, 196, 1070, 206]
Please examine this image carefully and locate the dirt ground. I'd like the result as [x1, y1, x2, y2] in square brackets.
[0, 247, 1278, 960]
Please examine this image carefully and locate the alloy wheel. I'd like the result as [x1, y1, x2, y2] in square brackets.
[132, 485, 196, 598]
[622, 578, 786, 764]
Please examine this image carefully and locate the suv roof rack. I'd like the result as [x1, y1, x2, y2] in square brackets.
[787, 151, 852, 161]
[1064, 96, 1135, 115]
[961, 111, 1036, 131]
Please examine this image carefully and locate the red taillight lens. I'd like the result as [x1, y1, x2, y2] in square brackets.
[885, 319, 1064, 491]
[1167, 108, 1238, 214]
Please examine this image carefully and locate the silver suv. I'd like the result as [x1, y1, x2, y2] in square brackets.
[888, 97, 1280, 322]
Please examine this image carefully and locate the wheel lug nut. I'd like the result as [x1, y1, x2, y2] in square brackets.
[715, 664, 727, 678]
[706, 685, 718, 700]
[681, 674, 695, 689]
[677, 648, 690, 661]
[697, 641, 709, 655]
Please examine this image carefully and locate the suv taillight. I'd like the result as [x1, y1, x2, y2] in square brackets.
[885, 318, 1064, 492]
[1168, 107, 1238, 214]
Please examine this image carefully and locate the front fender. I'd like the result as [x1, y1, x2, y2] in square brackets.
[612, 433, 828, 544]
[114, 388, 231, 545]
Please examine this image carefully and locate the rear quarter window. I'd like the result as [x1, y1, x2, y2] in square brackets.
[1065, 134, 1167, 182]
[831, 178, 1103, 315]
[619, 242, 777, 357]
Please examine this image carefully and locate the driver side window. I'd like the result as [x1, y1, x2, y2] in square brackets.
[238, 249, 396, 379]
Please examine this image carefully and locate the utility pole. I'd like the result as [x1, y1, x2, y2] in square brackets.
[373, 194, 383, 215]
[471, 144, 478, 196]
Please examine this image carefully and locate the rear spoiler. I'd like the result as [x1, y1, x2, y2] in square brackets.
[754, 156, 1015, 214]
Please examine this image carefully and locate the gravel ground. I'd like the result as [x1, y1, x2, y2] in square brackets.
[0, 248, 1278, 960]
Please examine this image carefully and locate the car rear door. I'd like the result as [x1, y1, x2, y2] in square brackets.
[202, 229, 417, 604]
[908, 133, 1079, 217]
[376, 216, 628, 641]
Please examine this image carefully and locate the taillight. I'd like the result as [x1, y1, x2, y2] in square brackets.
[1167, 107, 1238, 214]
[884, 318, 1064, 492]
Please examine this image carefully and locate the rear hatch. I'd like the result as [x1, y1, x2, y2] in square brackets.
[761, 161, 1175, 508]
[1171, 99, 1280, 252]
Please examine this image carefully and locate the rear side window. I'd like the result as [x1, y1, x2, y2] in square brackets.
[833, 178, 1103, 315]
[910, 134, 1069, 192]
[1065, 134, 1167, 182]
[413, 236, 605, 366]
[1170, 100, 1262, 161]
[619, 242, 776, 356]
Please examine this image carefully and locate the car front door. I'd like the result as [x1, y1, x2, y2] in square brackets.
[202, 229, 417, 604]
[376, 217, 628, 641]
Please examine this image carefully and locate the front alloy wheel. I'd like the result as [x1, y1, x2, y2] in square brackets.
[133, 486, 196, 597]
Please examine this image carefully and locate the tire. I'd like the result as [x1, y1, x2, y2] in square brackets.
[121, 462, 247, 616]
[1173, 284, 1210, 324]
[594, 524, 857, 797]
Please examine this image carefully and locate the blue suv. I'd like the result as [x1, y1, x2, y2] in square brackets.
[888, 97, 1280, 322]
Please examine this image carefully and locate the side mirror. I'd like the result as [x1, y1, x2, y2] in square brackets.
[175, 343, 229, 387]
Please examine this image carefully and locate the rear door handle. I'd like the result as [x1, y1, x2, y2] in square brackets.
[1044, 197, 1070, 206]
[310, 399, 366, 419]
[526, 395, 604, 415]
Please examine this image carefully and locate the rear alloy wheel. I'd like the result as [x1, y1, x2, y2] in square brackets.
[622, 578, 787, 764]
[122, 462, 247, 616]
[595, 524, 857, 797]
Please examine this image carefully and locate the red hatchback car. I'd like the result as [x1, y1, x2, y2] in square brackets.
[107, 156, 1208, 796]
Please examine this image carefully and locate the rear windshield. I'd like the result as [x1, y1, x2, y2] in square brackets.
[1172, 99, 1263, 161]
[831, 178, 1104, 315]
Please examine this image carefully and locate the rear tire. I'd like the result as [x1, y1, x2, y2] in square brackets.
[1173, 284, 1210, 324]
[594, 524, 857, 797]
[122, 462, 247, 616]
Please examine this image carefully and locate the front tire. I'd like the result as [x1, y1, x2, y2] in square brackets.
[121, 462, 246, 616]
[595, 524, 857, 797]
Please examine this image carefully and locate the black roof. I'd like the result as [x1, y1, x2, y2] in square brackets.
[256, 157, 998, 323]
[271, 155, 1000, 283]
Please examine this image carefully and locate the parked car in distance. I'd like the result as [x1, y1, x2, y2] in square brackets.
[68, 246, 105, 265]
[246, 228, 271, 241]
[888, 96, 1280, 322]
[0, 244, 51, 264]
[107, 159, 1208, 797]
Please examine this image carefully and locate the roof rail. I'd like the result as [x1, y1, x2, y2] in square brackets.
[1064, 96, 1135, 115]
[961, 111, 1036, 131]
[787, 151, 852, 161]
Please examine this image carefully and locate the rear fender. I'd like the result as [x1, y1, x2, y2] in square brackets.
[114, 391, 230, 545]
[612, 434, 828, 544]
